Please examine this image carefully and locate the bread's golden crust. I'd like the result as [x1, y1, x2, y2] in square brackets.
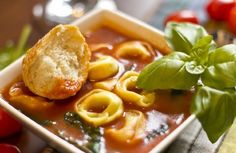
[22, 24, 91, 99]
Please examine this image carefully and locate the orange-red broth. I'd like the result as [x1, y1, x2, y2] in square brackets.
[1, 27, 192, 153]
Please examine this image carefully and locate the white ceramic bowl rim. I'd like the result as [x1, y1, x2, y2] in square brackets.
[0, 8, 195, 153]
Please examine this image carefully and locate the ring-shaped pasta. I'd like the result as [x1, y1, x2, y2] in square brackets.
[89, 43, 113, 52]
[106, 110, 146, 144]
[93, 78, 118, 91]
[8, 82, 53, 113]
[74, 89, 124, 126]
[114, 71, 155, 107]
[88, 55, 119, 81]
[115, 41, 155, 61]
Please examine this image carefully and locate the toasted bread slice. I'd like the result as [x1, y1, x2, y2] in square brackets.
[22, 25, 91, 99]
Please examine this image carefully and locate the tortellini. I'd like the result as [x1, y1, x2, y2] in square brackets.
[74, 89, 124, 126]
[114, 71, 155, 107]
[8, 83, 53, 113]
[116, 41, 154, 61]
[89, 43, 113, 52]
[93, 78, 117, 91]
[106, 110, 146, 144]
[88, 55, 119, 81]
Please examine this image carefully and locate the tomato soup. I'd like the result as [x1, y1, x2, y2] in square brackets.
[1, 27, 192, 153]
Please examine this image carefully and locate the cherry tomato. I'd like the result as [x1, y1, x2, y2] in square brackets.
[227, 6, 236, 34]
[164, 10, 199, 26]
[206, 0, 236, 21]
[0, 144, 21, 153]
[0, 108, 22, 138]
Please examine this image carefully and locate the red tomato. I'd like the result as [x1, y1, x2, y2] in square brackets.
[0, 108, 22, 138]
[0, 144, 21, 153]
[164, 10, 199, 26]
[206, 0, 236, 21]
[227, 6, 236, 34]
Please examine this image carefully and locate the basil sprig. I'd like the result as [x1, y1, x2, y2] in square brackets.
[137, 22, 236, 143]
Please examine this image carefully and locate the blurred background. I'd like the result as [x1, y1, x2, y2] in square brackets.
[0, 0, 234, 46]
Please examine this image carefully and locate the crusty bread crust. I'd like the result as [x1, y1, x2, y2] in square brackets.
[22, 25, 91, 99]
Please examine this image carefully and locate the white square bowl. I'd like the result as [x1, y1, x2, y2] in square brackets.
[0, 8, 195, 153]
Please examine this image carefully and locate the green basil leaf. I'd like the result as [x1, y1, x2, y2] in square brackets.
[164, 51, 191, 60]
[137, 52, 200, 90]
[202, 62, 236, 89]
[207, 44, 236, 65]
[165, 26, 192, 53]
[165, 22, 214, 54]
[192, 35, 213, 51]
[191, 86, 236, 143]
[202, 44, 236, 88]
[192, 35, 215, 61]
[185, 61, 205, 75]
[174, 23, 208, 45]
